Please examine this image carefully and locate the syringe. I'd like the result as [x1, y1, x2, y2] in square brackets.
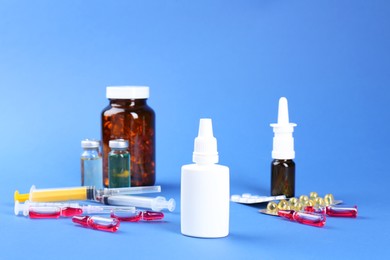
[100, 195, 176, 212]
[14, 185, 161, 203]
[14, 200, 136, 218]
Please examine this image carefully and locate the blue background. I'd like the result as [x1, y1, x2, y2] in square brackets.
[1, 0, 389, 259]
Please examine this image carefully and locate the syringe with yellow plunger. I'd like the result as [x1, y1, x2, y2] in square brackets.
[14, 185, 161, 203]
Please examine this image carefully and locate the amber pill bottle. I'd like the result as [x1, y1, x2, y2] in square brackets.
[101, 86, 155, 187]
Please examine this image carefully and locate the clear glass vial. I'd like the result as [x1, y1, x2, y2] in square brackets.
[81, 139, 103, 188]
[102, 86, 155, 187]
[108, 139, 131, 188]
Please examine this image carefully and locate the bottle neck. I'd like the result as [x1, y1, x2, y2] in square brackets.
[272, 158, 294, 162]
[109, 98, 147, 107]
[194, 162, 216, 166]
[110, 147, 128, 152]
[82, 148, 100, 157]
[83, 147, 99, 152]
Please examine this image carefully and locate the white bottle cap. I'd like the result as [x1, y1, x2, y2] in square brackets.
[109, 139, 129, 149]
[270, 97, 297, 159]
[81, 139, 100, 148]
[192, 118, 219, 164]
[106, 86, 149, 99]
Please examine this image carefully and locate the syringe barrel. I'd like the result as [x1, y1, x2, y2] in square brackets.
[94, 185, 161, 201]
[103, 195, 175, 212]
[104, 195, 154, 208]
[111, 185, 161, 195]
[27, 201, 80, 207]
[29, 185, 95, 202]
[81, 205, 136, 214]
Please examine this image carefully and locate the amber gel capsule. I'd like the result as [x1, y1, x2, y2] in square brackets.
[270, 97, 297, 198]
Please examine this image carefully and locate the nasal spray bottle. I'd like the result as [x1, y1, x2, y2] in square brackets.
[270, 97, 297, 198]
[181, 118, 230, 238]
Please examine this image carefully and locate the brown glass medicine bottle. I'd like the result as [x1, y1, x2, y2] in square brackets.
[101, 86, 155, 187]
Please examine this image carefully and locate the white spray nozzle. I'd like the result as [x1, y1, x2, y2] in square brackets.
[198, 119, 213, 137]
[192, 118, 219, 164]
[270, 97, 297, 159]
[277, 97, 290, 125]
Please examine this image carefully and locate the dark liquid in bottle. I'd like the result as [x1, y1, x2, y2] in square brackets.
[271, 159, 295, 198]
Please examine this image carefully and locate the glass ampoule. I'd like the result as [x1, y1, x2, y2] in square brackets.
[72, 216, 120, 232]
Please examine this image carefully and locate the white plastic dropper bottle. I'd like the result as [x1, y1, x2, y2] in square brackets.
[181, 118, 230, 238]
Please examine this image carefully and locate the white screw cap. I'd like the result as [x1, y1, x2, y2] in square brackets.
[109, 139, 129, 149]
[106, 86, 149, 99]
[192, 118, 219, 164]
